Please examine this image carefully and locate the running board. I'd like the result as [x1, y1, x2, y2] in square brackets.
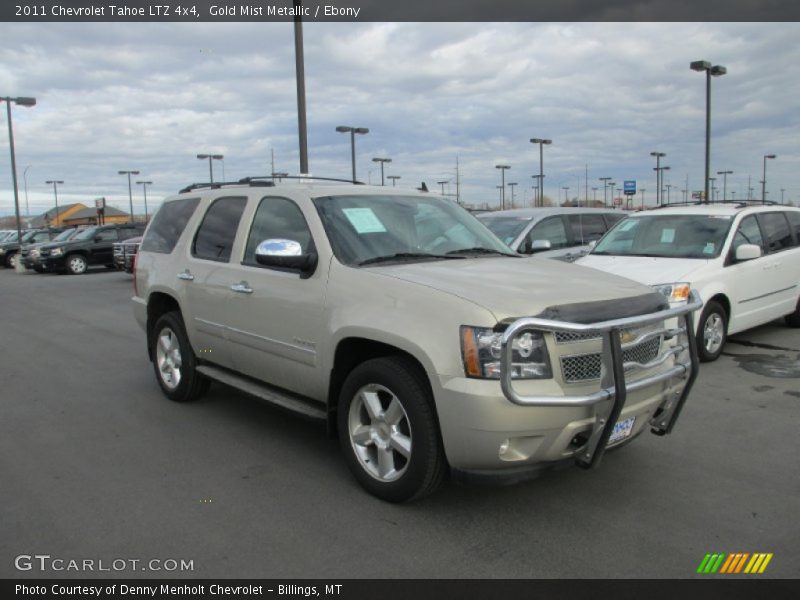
[196, 365, 326, 420]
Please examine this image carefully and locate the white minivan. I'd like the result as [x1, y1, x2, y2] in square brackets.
[577, 204, 800, 361]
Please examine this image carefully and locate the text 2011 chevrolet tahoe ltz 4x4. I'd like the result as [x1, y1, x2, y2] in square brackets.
[132, 179, 702, 501]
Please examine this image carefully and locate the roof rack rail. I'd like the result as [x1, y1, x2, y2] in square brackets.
[177, 180, 262, 194]
[239, 175, 365, 185]
[653, 199, 778, 210]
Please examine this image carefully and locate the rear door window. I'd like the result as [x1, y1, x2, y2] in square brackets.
[566, 214, 607, 244]
[526, 216, 569, 250]
[784, 211, 800, 246]
[141, 197, 200, 254]
[95, 228, 119, 242]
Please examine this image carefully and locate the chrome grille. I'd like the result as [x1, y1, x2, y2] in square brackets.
[560, 336, 663, 383]
[554, 331, 601, 343]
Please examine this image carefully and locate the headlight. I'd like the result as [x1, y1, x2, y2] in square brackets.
[51, 247, 64, 256]
[653, 282, 690, 305]
[0, 248, 5, 255]
[461, 326, 552, 380]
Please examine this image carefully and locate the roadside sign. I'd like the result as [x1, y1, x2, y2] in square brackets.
[623, 180, 636, 195]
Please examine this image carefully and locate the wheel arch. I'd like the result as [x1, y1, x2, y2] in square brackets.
[146, 291, 182, 361]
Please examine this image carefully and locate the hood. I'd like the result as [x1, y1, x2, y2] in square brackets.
[365, 256, 655, 322]
[576, 254, 706, 286]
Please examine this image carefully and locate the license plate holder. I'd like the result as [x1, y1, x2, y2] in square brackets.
[608, 416, 636, 445]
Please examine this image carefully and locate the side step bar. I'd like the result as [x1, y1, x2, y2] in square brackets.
[196, 365, 326, 420]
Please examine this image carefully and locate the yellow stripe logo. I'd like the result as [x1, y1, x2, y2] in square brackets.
[698, 552, 773, 574]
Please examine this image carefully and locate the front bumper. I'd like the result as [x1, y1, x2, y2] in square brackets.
[434, 292, 702, 476]
[39, 255, 68, 271]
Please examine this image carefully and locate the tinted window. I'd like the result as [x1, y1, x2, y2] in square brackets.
[759, 212, 793, 252]
[479, 216, 532, 246]
[244, 197, 314, 266]
[192, 196, 247, 262]
[604, 213, 627, 227]
[31, 232, 52, 243]
[141, 197, 200, 254]
[119, 227, 142, 241]
[566, 214, 607, 243]
[732, 215, 764, 255]
[527, 217, 569, 250]
[786, 211, 800, 243]
[95, 228, 119, 242]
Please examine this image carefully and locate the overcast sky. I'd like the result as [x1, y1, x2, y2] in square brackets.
[0, 21, 798, 217]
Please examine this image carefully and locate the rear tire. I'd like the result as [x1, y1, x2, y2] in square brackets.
[4, 252, 17, 268]
[150, 311, 209, 403]
[697, 300, 727, 362]
[337, 356, 446, 502]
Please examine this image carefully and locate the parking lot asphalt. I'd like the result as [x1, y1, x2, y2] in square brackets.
[1, 267, 798, 579]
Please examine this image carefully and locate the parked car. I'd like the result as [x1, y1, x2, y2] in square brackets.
[133, 178, 701, 502]
[477, 207, 628, 261]
[577, 203, 800, 361]
[21, 227, 81, 271]
[0, 228, 65, 268]
[37, 223, 145, 274]
[113, 236, 143, 273]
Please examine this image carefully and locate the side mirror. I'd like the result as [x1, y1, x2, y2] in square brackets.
[94, 236, 102, 242]
[735, 243, 761, 262]
[588, 240, 598, 248]
[529, 239, 552, 253]
[255, 239, 317, 274]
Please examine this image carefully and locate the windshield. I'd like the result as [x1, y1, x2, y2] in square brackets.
[478, 216, 532, 245]
[22, 231, 38, 242]
[73, 227, 99, 241]
[593, 214, 733, 258]
[2, 232, 20, 242]
[53, 229, 77, 242]
[314, 195, 514, 266]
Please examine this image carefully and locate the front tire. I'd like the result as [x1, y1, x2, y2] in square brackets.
[697, 300, 727, 362]
[150, 311, 209, 402]
[66, 254, 88, 275]
[785, 297, 800, 328]
[4, 252, 18, 268]
[338, 357, 445, 502]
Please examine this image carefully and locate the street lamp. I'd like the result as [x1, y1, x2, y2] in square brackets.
[639, 188, 646, 211]
[761, 154, 776, 204]
[136, 180, 153, 221]
[665, 183, 672, 204]
[650, 152, 666, 206]
[562, 186, 570, 205]
[495, 165, 510, 210]
[608, 182, 616, 207]
[508, 182, 518, 208]
[196, 154, 223, 183]
[1, 95, 36, 248]
[599, 177, 611, 208]
[591, 187, 598, 204]
[781, 188, 785, 204]
[23, 165, 31, 217]
[691, 60, 727, 204]
[530, 138, 552, 207]
[371, 157, 391, 186]
[336, 125, 369, 182]
[387, 175, 400, 187]
[496, 185, 503, 207]
[45, 180, 64, 225]
[716, 170, 733, 201]
[437, 180, 448, 196]
[709, 177, 717, 203]
[531, 174, 543, 207]
[118, 170, 140, 222]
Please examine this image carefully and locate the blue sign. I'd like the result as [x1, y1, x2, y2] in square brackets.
[623, 180, 637, 195]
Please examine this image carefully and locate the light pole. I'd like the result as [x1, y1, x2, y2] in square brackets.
[136, 180, 153, 221]
[599, 177, 611, 208]
[372, 157, 391, 186]
[655, 165, 671, 204]
[639, 188, 646, 211]
[664, 183, 672, 204]
[709, 177, 717, 203]
[608, 182, 616, 208]
[530, 138, 552, 207]
[532, 175, 542, 207]
[691, 60, 727, 204]
[495, 164, 510, 210]
[118, 170, 140, 222]
[336, 125, 369, 182]
[761, 154, 776, 204]
[496, 185, 503, 207]
[650, 152, 666, 206]
[781, 188, 785, 204]
[508, 182, 518, 208]
[437, 180, 448, 196]
[562, 186, 570, 205]
[23, 165, 31, 217]
[1, 95, 36, 246]
[387, 175, 400, 187]
[592, 187, 598, 204]
[196, 154, 223, 183]
[45, 180, 64, 225]
[717, 170, 733, 201]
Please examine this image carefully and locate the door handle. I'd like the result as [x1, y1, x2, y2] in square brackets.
[230, 282, 253, 294]
[177, 270, 194, 281]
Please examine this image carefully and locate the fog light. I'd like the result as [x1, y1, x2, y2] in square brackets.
[498, 439, 510, 457]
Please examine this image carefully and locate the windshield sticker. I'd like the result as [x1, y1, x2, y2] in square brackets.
[343, 207, 387, 233]
[704, 243, 715, 254]
[661, 228, 676, 243]
[619, 220, 638, 231]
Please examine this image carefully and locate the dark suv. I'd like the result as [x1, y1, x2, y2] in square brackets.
[0, 228, 65, 268]
[38, 223, 145, 274]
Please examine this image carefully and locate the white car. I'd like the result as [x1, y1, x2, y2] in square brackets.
[477, 208, 628, 261]
[577, 204, 800, 361]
